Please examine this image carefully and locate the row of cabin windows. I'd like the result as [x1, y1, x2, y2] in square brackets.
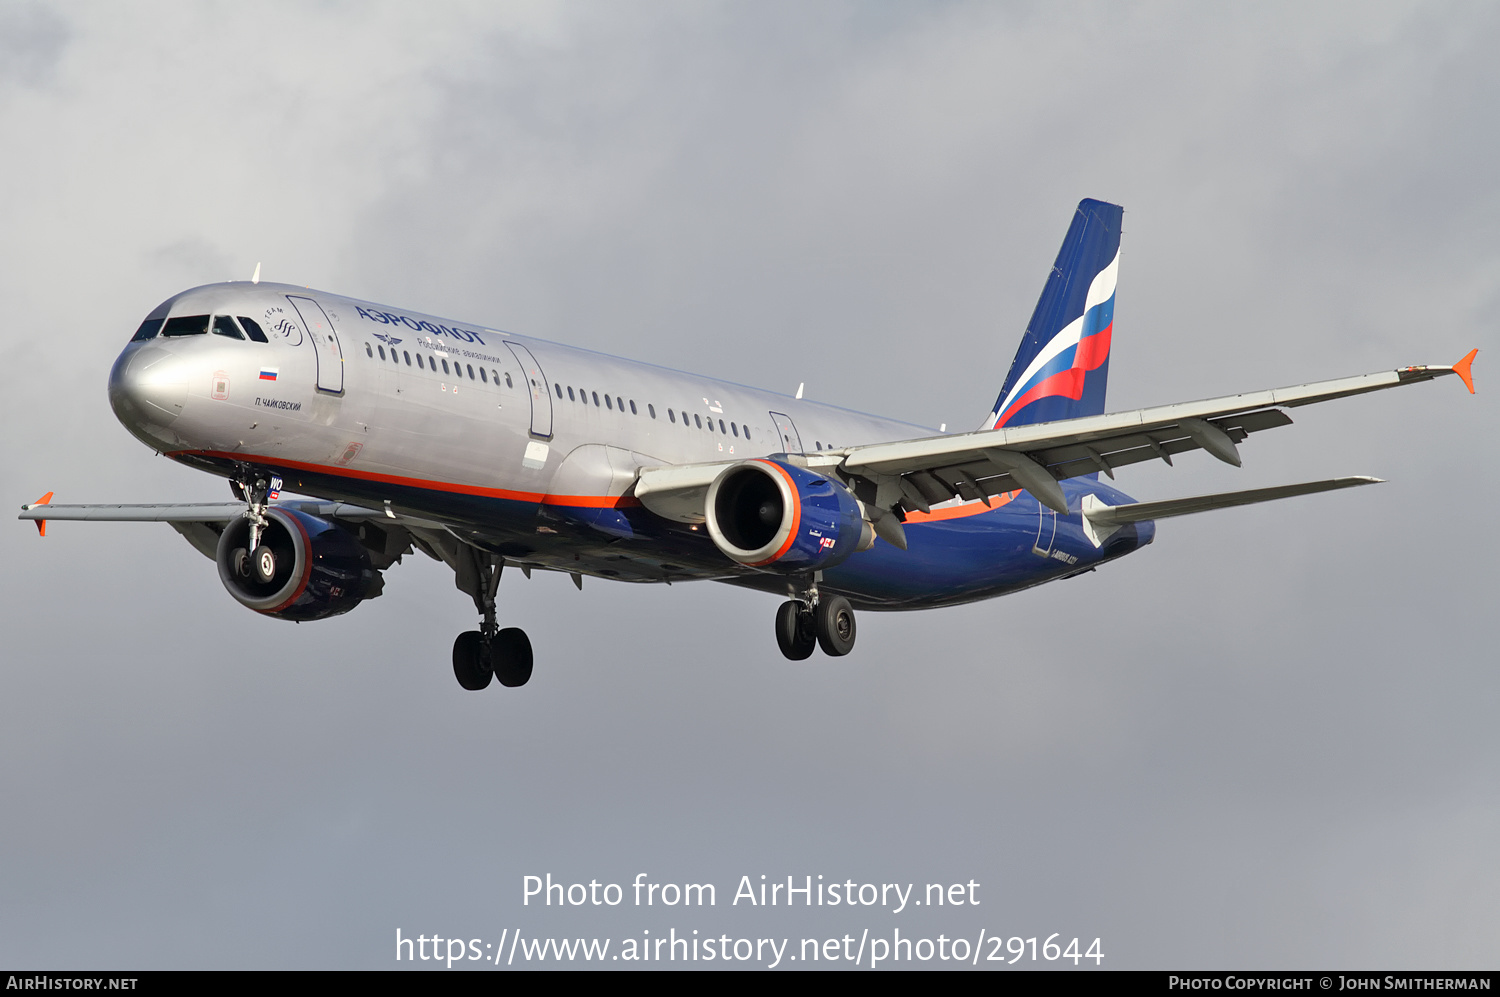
[132, 315, 269, 343]
[552, 381, 754, 441]
[134, 323, 835, 451]
[364, 341, 514, 388]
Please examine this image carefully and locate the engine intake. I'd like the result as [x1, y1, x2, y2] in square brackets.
[216, 508, 382, 621]
[705, 459, 870, 572]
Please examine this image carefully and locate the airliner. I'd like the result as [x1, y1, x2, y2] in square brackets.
[19, 199, 1476, 691]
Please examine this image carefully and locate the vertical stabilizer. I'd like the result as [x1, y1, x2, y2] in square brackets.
[981, 198, 1123, 430]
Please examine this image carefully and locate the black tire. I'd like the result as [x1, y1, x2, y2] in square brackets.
[230, 547, 251, 580]
[492, 627, 534, 688]
[815, 595, 856, 657]
[452, 630, 493, 690]
[775, 600, 816, 660]
[251, 544, 277, 583]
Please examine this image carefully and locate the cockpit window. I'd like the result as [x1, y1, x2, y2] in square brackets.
[211, 315, 245, 340]
[161, 315, 210, 337]
[237, 316, 269, 343]
[131, 319, 163, 342]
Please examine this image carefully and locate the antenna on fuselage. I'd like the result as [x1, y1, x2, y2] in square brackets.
[795, 382, 804, 400]
[251, 262, 261, 284]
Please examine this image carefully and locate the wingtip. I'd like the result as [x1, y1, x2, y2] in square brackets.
[29, 491, 52, 537]
[1452, 346, 1476, 392]
[1453, 348, 1478, 394]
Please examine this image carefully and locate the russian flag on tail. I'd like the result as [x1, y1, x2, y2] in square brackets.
[982, 199, 1123, 431]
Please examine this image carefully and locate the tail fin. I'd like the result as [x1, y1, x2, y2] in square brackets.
[981, 198, 1123, 430]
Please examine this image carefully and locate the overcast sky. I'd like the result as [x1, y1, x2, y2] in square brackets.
[1, 1, 1496, 970]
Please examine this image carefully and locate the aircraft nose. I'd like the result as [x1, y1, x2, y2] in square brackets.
[109, 344, 188, 428]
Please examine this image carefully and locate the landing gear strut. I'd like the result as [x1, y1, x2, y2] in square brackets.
[775, 577, 856, 660]
[452, 552, 533, 690]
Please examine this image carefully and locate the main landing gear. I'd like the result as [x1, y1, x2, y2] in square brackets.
[453, 627, 533, 690]
[775, 581, 857, 660]
[452, 553, 533, 690]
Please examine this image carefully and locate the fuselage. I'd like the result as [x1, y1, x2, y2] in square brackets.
[108, 281, 1153, 610]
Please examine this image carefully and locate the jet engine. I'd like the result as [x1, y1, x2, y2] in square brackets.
[215, 508, 384, 621]
[704, 459, 872, 572]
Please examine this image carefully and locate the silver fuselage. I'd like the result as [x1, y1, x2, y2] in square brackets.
[112, 281, 1092, 605]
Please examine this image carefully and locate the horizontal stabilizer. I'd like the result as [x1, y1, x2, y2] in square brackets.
[1081, 476, 1382, 547]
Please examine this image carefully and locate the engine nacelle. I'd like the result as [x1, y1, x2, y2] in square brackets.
[215, 508, 382, 621]
[705, 459, 871, 572]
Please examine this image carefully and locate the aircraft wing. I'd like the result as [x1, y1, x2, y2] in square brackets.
[17, 495, 458, 567]
[15, 498, 425, 525]
[635, 354, 1474, 541]
[835, 355, 1475, 518]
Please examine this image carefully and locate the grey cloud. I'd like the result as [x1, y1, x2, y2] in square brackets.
[0, 2, 71, 88]
[1, 0, 1496, 969]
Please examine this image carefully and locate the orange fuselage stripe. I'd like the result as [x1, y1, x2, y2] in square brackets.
[167, 449, 641, 510]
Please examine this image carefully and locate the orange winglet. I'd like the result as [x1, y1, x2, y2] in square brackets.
[1453, 348, 1478, 394]
[31, 491, 53, 537]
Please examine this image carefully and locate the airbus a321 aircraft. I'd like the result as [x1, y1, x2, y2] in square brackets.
[20, 199, 1477, 691]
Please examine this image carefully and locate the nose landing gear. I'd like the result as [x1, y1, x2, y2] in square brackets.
[228, 470, 276, 583]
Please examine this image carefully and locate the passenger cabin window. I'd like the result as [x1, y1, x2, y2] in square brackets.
[378, 345, 386, 360]
[648, 404, 656, 419]
[161, 315, 210, 337]
[480, 368, 488, 383]
[629, 400, 637, 414]
[694, 414, 702, 429]
[555, 383, 563, 398]
[668, 410, 676, 423]
[404, 351, 412, 365]
[131, 318, 163, 342]
[212, 316, 244, 340]
[237, 316, 269, 343]
[467, 364, 475, 380]
[364, 343, 373, 357]
[605, 395, 613, 410]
